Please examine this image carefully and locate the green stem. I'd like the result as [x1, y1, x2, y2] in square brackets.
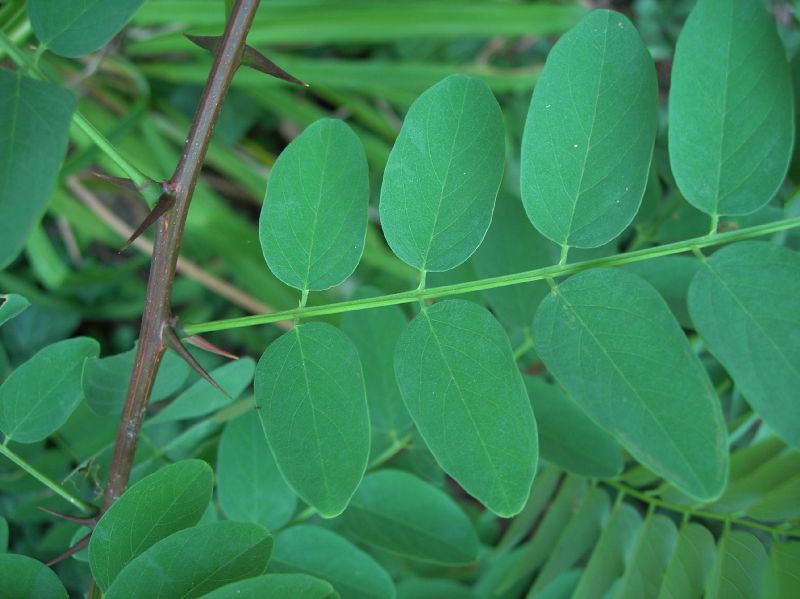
[185, 215, 800, 334]
[606, 479, 799, 539]
[0, 442, 93, 513]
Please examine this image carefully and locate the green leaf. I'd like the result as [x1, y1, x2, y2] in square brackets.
[217, 411, 297, 531]
[0, 70, 76, 269]
[104, 522, 272, 599]
[763, 541, 800, 599]
[0, 516, 7, 552]
[394, 300, 538, 516]
[470, 193, 555, 330]
[340, 469, 479, 565]
[705, 530, 767, 599]
[615, 515, 679, 599]
[341, 288, 412, 436]
[524, 376, 622, 478]
[0, 553, 67, 599]
[519, 9, 658, 249]
[201, 574, 338, 599]
[27, 0, 146, 57]
[89, 460, 213, 591]
[571, 502, 642, 599]
[688, 242, 800, 447]
[259, 119, 368, 291]
[0, 337, 99, 443]
[533, 268, 729, 501]
[625, 256, 701, 329]
[0, 294, 29, 329]
[269, 525, 395, 599]
[82, 346, 190, 416]
[668, 0, 794, 216]
[255, 323, 369, 517]
[379, 74, 505, 272]
[397, 578, 475, 599]
[150, 357, 255, 423]
[656, 523, 716, 599]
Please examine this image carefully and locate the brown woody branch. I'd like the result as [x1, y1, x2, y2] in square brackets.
[102, 0, 262, 510]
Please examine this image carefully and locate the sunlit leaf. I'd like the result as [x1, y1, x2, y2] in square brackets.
[104, 522, 272, 599]
[0, 337, 99, 443]
[340, 469, 479, 565]
[520, 9, 658, 249]
[380, 74, 505, 272]
[255, 323, 369, 517]
[27, 0, 146, 57]
[259, 119, 368, 291]
[217, 411, 297, 531]
[394, 300, 538, 516]
[269, 525, 395, 599]
[89, 460, 213, 591]
[669, 0, 793, 216]
[533, 268, 728, 501]
[688, 242, 800, 447]
[0, 70, 75, 269]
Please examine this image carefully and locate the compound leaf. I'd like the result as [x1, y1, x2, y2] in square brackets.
[217, 411, 297, 531]
[269, 525, 395, 599]
[340, 469, 479, 565]
[0, 70, 75, 269]
[27, 0, 146, 57]
[688, 242, 800, 447]
[380, 74, 505, 272]
[201, 574, 338, 599]
[0, 554, 67, 599]
[89, 460, 213, 591]
[0, 337, 99, 443]
[520, 9, 658, 249]
[259, 119, 368, 291]
[394, 300, 538, 516]
[255, 323, 369, 518]
[669, 0, 793, 216]
[104, 522, 272, 599]
[533, 268, 728, 501]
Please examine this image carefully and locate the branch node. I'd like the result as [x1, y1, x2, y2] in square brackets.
[163, 326, 230, 397]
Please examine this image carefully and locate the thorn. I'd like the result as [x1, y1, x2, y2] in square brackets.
[38, 506, 98, 527]
[184, 34, 307, 87]
[163, 326, 230, 397]
[120, 192, 175, 251]
[47, 532, 91, 566]
[90, 170, 157, 192]
[184, 335, 239, 360]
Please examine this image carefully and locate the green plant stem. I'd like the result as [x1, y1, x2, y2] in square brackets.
[606, 479, 800, 539]
[185, 215, 800, 334]
[0, 30, 152, 189]
[0, 442, 93, 513]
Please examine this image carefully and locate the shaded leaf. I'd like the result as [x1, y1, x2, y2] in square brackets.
[394, 300, 538, 516]
[255, 323, 369, 517]
[380, 74, 505, 272]
[269, 525, 395, 599]
[669, 0, 793, 216]
[524, 376, 622, 478]
[397, 578, 475, 599]
[0, 295, 29, 329]
[656, 523, 717, 599]
[705, 530, 767, 599]
[0, 70, 75, 269]
[202, 573, 338, 599]
[104, 522, 272, 599]
[0, 553, 67, 598]
[0, 337, 99, 443]
[520, 9, 658, 249]
[89, 460, 213, 591]
[533, 268, 729, 500]
[615, 514, 679, 599]
[340, 469, 479, 565]
[217, 411, 297, 531]
[151, 357, 255, 423]
[27, 0, 146, 57]
[763, 541, 800, 599]
[688, 242, 800, 447]
[259, 119, 368, 291]
[625, 256, 701, 329]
